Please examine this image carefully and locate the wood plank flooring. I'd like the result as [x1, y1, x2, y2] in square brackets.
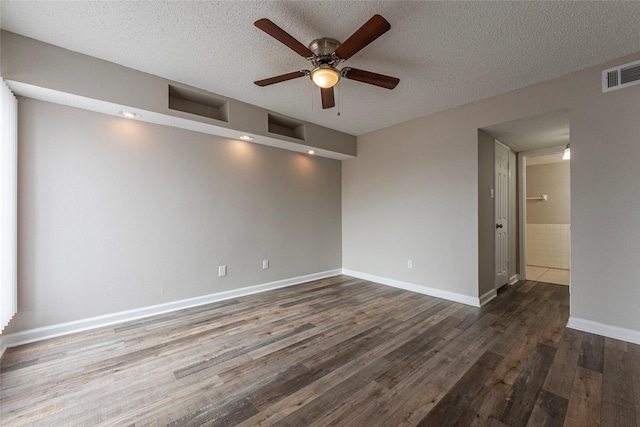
[1, 275, 639, 426]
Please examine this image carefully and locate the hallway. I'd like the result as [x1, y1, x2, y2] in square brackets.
[527, 265, 570, 286]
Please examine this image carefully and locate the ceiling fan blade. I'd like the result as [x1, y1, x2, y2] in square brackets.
[343, 68, 399, 89]
[333, 15, 391, 61]
[254, 18, 314, 58]
[254, 71, 308, 87]
[321, 87, 335, 109]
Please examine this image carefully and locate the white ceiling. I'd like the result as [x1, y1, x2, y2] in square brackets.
[2, 1, 640, 136]
[482, 109, 570, 153]
[526, 153, 567, 166]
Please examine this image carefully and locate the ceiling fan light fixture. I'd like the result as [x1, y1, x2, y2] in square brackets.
[253, 16, 399, 108]
[311, 66, 340, 89]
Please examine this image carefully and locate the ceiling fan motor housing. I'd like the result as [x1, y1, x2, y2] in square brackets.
[309, 38, 341, 67]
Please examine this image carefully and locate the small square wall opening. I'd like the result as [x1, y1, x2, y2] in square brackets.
[169, 85, 229, 122]
[268, 114, 306, 140]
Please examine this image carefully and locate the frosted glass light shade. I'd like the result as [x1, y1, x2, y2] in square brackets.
[311, 67, 340, 89]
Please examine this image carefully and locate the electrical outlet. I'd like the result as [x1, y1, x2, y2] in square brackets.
[408, 259, 413, 269]
[262, 259, 269, 270]
[218, 265, 227, 277]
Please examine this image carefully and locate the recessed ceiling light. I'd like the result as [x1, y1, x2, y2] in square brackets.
[239, 135, 254, 141]
[308, 150, 316, 155]
[119, 110, 140, 119]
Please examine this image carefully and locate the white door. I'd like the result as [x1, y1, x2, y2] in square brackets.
[495, 140, 509, 288]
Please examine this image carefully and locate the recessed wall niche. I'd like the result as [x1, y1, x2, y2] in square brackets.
[267, 114, 306, 141]
[168, 85, 229, 122]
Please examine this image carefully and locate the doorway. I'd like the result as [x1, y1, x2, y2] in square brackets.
[479, 109, 571, 293]
[521, 149, 571, 286]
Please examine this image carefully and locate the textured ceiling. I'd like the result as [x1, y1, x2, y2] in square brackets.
[482, 109, 570, 153]
[1, 1, 640, 136]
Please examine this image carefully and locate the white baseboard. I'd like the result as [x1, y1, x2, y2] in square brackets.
[0, 335, 6, 360]
[479, 289, 497, 306]
[509, 275, 519, 285]
[342, 269, 480, 307]
[567, 316, 640, 345]
[2, 269, 342, 349]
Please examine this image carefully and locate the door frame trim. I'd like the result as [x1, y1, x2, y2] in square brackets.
[494, 139, 511, 289]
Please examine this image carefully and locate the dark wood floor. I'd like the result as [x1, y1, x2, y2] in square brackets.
[1, 276, 639, 426]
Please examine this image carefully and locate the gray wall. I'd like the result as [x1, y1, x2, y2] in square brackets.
[5, 99, 342, 332]
[570, 57, 640, 332]
[342, 112, 481, 297]
[477, 130, 495, 296]
[344, 51, 640, 334]
[527, 162, 570, 224]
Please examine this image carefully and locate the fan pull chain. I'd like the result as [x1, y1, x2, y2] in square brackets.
[311, 80, 315, 111]
[337, 83, 341, 116]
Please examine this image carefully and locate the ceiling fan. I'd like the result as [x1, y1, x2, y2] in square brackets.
[253, 14, 400, 109]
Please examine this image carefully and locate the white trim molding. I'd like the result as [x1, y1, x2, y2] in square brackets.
[479, 289, 497, 306]
[567, 316, 640, 345]
[509, 275, 520, 286]
[342, 269, 480, 307]
[0, 335, 7, 360]
[1, 269, 342, 349]
[0, 80, 18, 333]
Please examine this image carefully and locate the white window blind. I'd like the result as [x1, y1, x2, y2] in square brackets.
[1, 79, 18, 332]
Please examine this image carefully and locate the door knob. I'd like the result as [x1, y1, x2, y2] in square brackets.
[496, 224, 503, 229]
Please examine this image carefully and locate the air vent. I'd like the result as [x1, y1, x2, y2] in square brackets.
[602, 59, 640, 92]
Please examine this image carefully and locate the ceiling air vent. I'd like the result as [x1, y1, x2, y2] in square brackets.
[602, 59, 640, 92]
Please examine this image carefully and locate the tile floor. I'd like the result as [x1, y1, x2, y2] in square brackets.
[526, 265, 570, 286]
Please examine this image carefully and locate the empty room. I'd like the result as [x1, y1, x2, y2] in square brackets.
[1, 2, 639, 426]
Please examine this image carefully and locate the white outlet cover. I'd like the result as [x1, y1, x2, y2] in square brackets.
[262, 260, 269, 269]
[218, 265, 227, 277]
[408, 260, 413, 269]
